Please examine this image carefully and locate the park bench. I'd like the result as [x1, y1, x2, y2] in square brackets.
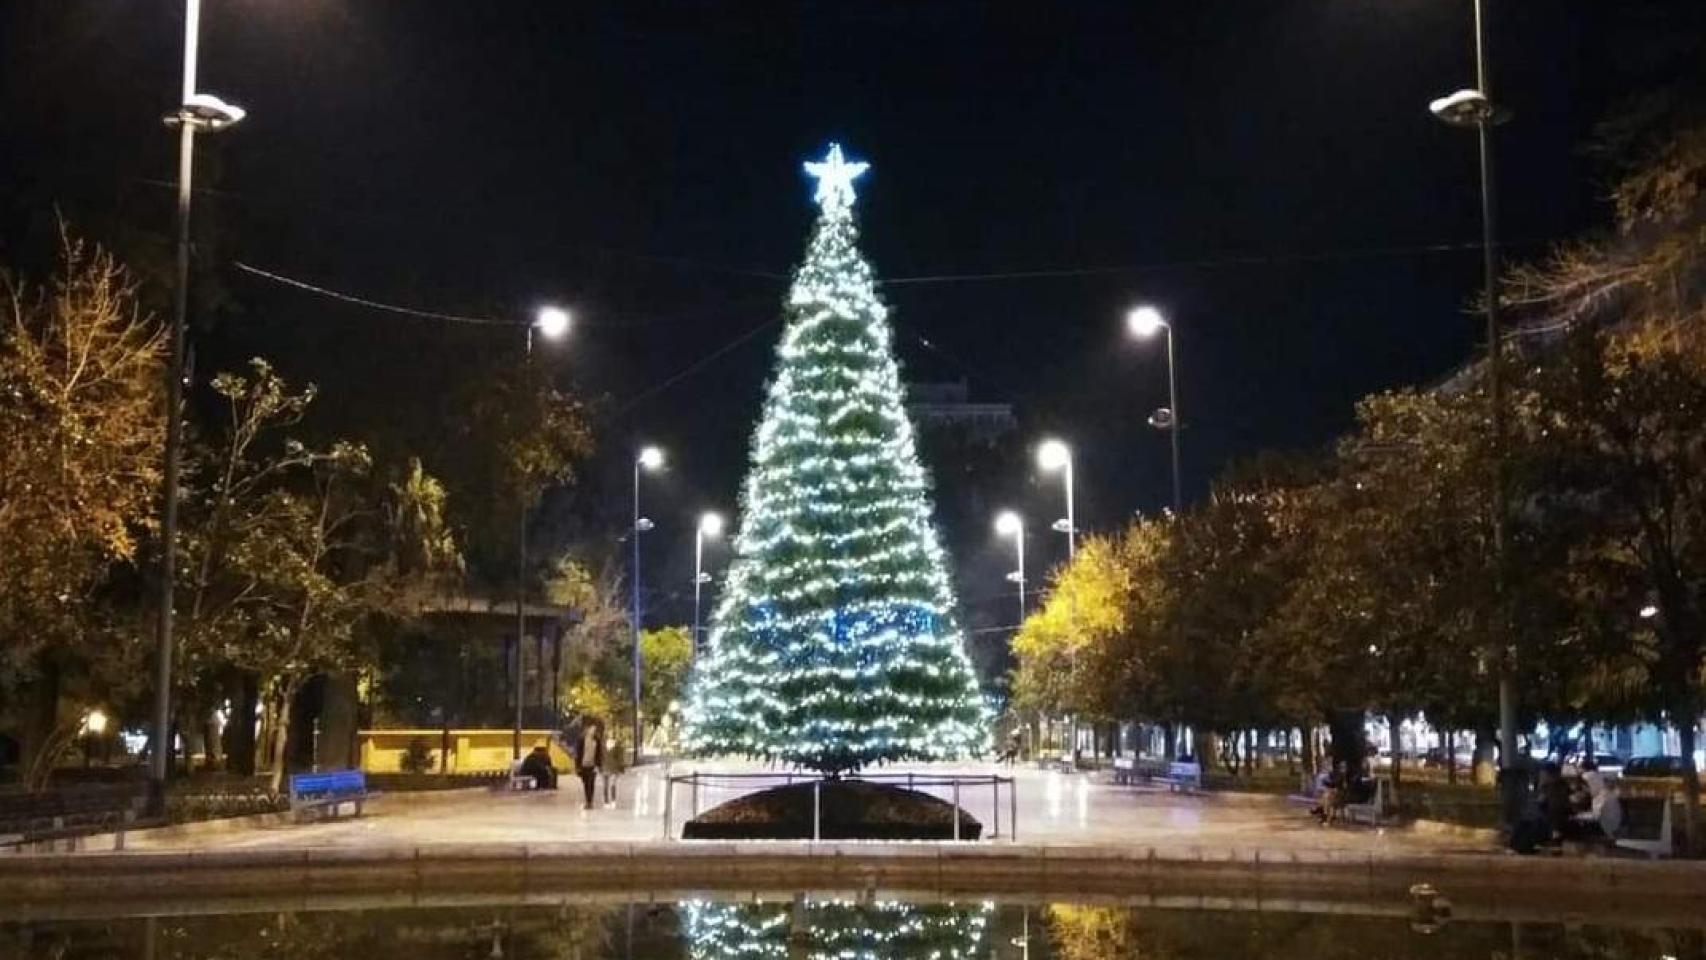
[1156, 761, 1202, 792]
[0, 784, 146, 850]
[1111, 757, 1171, 786]
[1343, 777, 1392, 825]
[506, 758, 538, 791]
[1614, 795, 1674, 858]
[287, 769, 372, 823]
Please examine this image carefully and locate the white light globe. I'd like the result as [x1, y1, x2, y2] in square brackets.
[1126, 305, 1165, 339]
[536, 306, 571, 340]
[637, 446, 665, 470]
[1037, 439, 1071, 471]
[699, 512, 725, 537]
[994, 511, 1022, 536]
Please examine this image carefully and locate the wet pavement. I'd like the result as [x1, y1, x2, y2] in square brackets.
[125, 762, 1492, 856]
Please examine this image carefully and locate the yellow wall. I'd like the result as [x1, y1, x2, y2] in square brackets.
[356, 729, 571, 774]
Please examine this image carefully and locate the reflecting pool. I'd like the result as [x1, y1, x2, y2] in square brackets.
[3, 894, 1702, 959]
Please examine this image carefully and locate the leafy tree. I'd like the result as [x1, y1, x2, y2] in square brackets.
[546, 554, 633, 728]
[1165, 455, 1317, 768]
[639, 625, 692, 732]
[438, 358, 593, 581]
[1530, 331, 1706, 848]
[0, 232, 162, 771]
[178, 360, 462, 788]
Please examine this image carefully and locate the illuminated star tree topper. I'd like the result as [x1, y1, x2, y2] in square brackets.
[803, 142, 870, 212]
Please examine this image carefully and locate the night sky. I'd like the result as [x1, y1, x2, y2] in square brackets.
[4, 1, 1700, 631]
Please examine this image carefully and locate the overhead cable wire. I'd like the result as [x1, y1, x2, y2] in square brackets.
[613, 314, 782, 414]
[881, 238, 1553, 286]
[232, 260, 513, 327]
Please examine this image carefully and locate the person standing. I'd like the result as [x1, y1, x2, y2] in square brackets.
[575, 719, 605, 811]
[604, 729, 628, 808]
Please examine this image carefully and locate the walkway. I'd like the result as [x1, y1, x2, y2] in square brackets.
[123, 762, 1491, 855]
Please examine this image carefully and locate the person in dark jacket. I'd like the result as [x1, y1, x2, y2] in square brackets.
[519, 745, 556, 790]
[575, 719, 605, 810]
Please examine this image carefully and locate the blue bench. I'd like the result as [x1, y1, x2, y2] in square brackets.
[287, 770, 372, 822]
[1156, 761, 1202, 792]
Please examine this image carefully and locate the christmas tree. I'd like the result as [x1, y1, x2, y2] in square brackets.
[680, 144, 988, 774]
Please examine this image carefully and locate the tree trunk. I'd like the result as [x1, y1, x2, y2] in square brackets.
[1387, 714, 1403, 804]
[18, 657, 62, 788]
[1472, 728, 1497, 786]
[1300, 726, 1316, 778]
[1162, 723, 1177, 761]
[265, 680, 303, 794]
[1680, 721, 1700, 857]
[226, 672, 259, 776]
[1193, 730, 1216, 771]
[1446, 729, 1458, 785]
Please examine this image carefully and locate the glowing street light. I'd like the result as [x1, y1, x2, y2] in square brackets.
[693, 511, 725, 658]
[83, 710, 109, 736]
[1639, 604, 1660, 620]
[995, 510, 1027, 629]
[1125, 304, 1182, 516]
[531, 305, 571, 350]
[631, 445, 666, 756]
[153, 0, 249, 816]
[1036, 439, 1075, 559]
[513, 303, 572, 759]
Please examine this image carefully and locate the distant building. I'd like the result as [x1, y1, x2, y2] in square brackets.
[906, 380, 1017, 444]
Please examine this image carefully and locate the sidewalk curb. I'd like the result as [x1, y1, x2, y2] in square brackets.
[3, 841, 1701, 908]
[21, 787, 494, 853]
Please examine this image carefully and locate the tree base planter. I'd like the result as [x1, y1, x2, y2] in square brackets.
[682, 780, 982, 841]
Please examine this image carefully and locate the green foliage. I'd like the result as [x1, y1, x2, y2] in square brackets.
[640, 625, 693, 728]
[177, 359, 464, 786]
[0, 232, 162, 691]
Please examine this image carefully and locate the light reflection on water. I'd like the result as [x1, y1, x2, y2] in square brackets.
[2, 896, 1703, 960]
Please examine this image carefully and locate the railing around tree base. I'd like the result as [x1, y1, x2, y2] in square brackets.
[660, 769, 1017, 842]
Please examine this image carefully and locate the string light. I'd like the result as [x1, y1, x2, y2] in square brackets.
[681, 144, 990, 773]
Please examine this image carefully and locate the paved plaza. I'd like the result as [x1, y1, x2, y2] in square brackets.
[124, 762, 1493, 856]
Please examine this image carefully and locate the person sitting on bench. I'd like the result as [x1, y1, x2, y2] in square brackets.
[1311, 763, 1347, 825]
[519, 745, 557, 790]
[1566, 760, 1621, 840]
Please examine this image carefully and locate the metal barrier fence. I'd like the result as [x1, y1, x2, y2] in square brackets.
[661, 770, 1018, 842]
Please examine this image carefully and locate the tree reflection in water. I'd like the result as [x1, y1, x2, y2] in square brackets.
[1043, 905, 1706, 960]
[683, 899, 991, 960]
[1, 900, 1702, 959]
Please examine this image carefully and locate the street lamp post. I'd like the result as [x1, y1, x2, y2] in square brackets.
[995, 510, 1026, 629]
[1430, 0, 1520, 829]
[1036, 439, 1075, 558]
[1035, 439, 1078, 760]
[631, 446, 665, 759]
[1126, 305, 1182, 516]
[513, 306, 571, 760]
[693, 511, 724, 659]
[152, 0, 246, 813]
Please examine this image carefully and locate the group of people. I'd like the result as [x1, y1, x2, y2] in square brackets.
[1509, 759, 1623, 854]
[514, 716, 629, 811]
